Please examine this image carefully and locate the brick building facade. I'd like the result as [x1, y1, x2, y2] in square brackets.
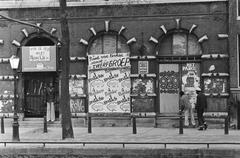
[0, 0, 232, 127]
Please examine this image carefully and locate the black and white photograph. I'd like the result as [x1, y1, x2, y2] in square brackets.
[0, 0, 239, 157]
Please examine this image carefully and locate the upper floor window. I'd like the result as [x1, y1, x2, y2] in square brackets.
[157, 33, 202, 56]
[89, 34, 129, 55]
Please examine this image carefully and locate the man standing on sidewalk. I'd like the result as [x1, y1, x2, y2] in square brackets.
[179, 91, 195, 127]
[46, 82, 55, 122]
[195, 87, 208, 130]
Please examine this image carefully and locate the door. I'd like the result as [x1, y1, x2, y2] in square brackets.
[158, 63, 200, 114]
[159, 64, 180, 113]
[24, 72, 57, 117]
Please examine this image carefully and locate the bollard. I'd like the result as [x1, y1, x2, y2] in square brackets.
[238, 101, 240, 129]
[225, 105, 230, 134]
[88, 116, 92, 133]
[132, 117, 137, 134]
[224, 116, 229, 135]
[43, 116, 47, 133]
[1, 117, 4, 134]
[179, 111, 183, 134]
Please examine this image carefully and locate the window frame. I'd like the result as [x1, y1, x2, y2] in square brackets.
[157, 31, 202, 57]
[87, 31, 130, 55]
[238, 0, 240, 20]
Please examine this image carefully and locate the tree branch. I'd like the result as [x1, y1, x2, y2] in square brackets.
[0, 14, 61, 44]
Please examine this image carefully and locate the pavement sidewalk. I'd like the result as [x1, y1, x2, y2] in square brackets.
[1, 126, 240, 149]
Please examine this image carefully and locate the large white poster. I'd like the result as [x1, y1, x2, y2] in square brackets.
[88, 53, 131, 113]
[181, 63, 200, 108]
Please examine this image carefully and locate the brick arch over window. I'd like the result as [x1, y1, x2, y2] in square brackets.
[20, 32, 58, 47]
[156, 30, 202, 56]
[87, 31, 130, 55]
[87, 31, 131, 113]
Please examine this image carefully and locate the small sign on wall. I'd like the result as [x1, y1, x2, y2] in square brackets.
[22, 46, 56, 72]
[138, 61, 148, 74]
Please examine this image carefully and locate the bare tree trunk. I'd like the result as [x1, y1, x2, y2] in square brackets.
[59, 0, 74, 139]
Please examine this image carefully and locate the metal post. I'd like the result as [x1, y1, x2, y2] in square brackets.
[88, 116, 92, 133]
[179, 110, 183, 134]
[237, 101, 240, 129]
[225, 116, 229, 135]
[43, 116, 47, 133]
[154, 115, 157, 128]
[132, 117, 137, 134]
[1, 117, 4, 134]
[12, 72, 20, 141]
[225, 105, 230, 135]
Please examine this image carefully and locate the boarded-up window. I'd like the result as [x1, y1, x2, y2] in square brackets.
[157, 33, 202, 56]
[88, 34, 130, 113]
[89, 34, 130, 54]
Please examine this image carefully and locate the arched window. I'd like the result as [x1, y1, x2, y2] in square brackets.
[157, 33, 202, 56]
[89, 34, 130, 54]
[87, 33, 131, 113]
[25, 37, 55, 46]
[157, 32, 202, 114]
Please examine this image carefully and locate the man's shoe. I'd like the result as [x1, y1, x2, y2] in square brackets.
[204, 124, 208, 130]
[198, 127, 204, 130]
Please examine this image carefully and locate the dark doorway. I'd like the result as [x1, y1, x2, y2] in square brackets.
[24, 72, 58, 117]
[23, 36, 58, 117]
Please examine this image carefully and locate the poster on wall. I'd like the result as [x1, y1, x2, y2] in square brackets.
[204, 78, 227, 94]
[181, 63, 200, 108]
[88, 53, 131, 113]
[22, 46, 56, 72]
[0, 99, 13, 113]
[159, 71, 179, 94]
[69, 78, 85, 114]
[69, 79, 84, 96]
[132, 78, 153, 95]
[70, 99, 85, 113]
[138, 61, 148, 74]
[0, 81, 14, 115]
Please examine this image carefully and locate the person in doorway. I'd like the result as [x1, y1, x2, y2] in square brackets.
[45, 82, 55, 122]
[195, 87, 208, 130]
[179, 91, 195, 127]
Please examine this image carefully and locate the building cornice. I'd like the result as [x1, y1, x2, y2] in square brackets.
[0, 0, 227, 9]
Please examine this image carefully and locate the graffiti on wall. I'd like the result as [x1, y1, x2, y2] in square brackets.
[88, 53, 131, 113]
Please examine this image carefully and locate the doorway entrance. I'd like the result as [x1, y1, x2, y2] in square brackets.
[24, 72, 58, 117]
[158, 63, 200, 114]
[22, 36, 58, 117]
